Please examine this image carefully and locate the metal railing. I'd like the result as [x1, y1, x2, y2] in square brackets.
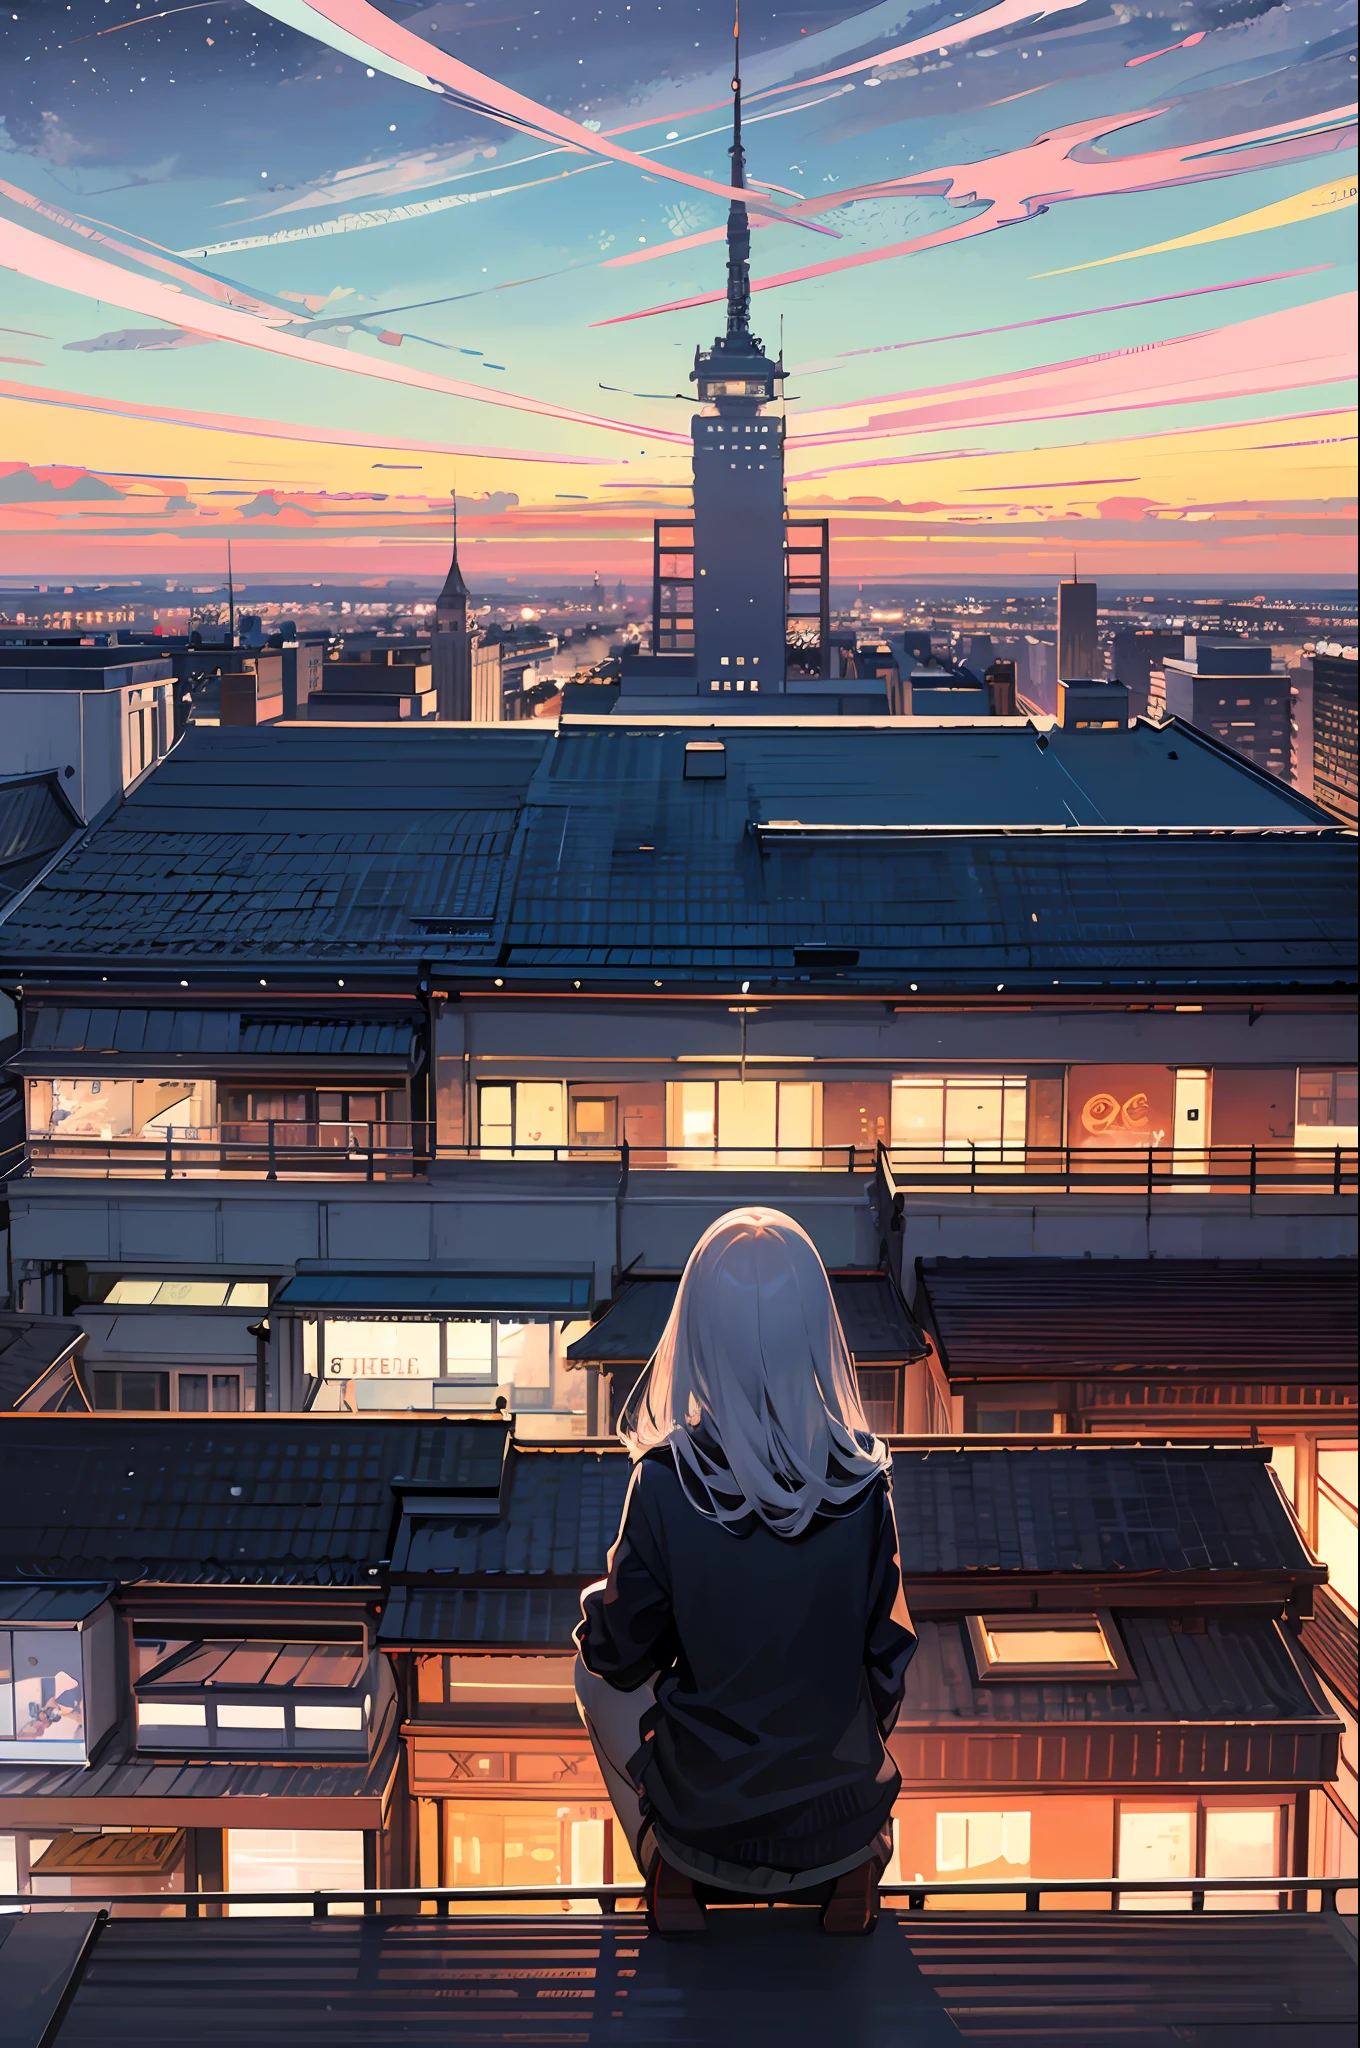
[4, 1875, 1355, 1917]
[15, 1129, 1358, 1195]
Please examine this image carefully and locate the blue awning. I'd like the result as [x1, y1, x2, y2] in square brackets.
[274, 1270, 593, 1316]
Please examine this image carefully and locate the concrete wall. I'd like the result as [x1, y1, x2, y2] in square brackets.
[0, 682, 172, 822]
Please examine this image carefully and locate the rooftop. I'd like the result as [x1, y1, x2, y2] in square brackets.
[11, 1906, 1355, 2046]
[1, 719, 1350, 990]
[916, 1258, 1359, 1383]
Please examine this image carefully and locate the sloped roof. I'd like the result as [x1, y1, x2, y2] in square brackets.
[1, 721, 1350, 989]
[0, 1315, 87, 1410]
[0, 1417, 509, 1586]
[499, 722, 1353, 987]
[0, 773, 81, 913]
[916, 1258, 1360, 1382]
[0, 725, 547, 969]
[567, 1272, 925, 1365]
[13, 1005, 418, 1074]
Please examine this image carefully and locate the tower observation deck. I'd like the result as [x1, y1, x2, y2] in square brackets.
[688, 18, 788, 695]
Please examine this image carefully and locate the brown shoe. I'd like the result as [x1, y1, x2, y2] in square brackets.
[820, 1857, 881, 1936]
[646, 1853, 707, 1937]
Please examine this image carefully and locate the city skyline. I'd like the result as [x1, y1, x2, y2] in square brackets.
[0, 0, 1355, 583]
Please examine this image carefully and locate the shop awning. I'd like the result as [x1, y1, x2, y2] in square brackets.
[915, 1257, 1359, 1382]
[276, 1268, 593, 1317]
[566, 1270, 926, 1366]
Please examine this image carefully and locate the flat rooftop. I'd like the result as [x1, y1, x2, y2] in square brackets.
[7, 1907, 1355, 2046]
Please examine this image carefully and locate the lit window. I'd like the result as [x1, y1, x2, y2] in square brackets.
[967, 1611, 1133, 1679]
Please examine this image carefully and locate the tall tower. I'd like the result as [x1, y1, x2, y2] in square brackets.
[1057, 571, 1099, 681]
[432, 506, 472, 719]
[689, 15, 787, 695]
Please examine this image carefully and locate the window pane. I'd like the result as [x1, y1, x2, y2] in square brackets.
[891, 1080, 943, 1148]
[225, 1829, 364, 1917]
[92, 1372, 120, 1411]
[1318, 1447, 1358, 1512]
[226, 1282, 270, 1309]
[678, 1081, 716, 1147]
[148, 1643, 234, 1688]
[137, 1701, 207, 1727]
[118, 1373, 169, 1411]
[105, 1278, 160, 1305]
[984, 1621, 1115, 1666]
[154, 1281, 230, 1308]
[496, 1323, 550, 1390]
[0, 1634, 12, 1739]
[777, 1082, 816, 1150]
[295, 1705, 364, 1730]
[1118, 1808, 1194, 1910]
[717, 1080, 777, 1151]
[217, 1704, 286, 1729]
[1316, 1490, 1359, 1613]
[514, 1082, 565, 1150]
[445, 1322, 494, 1380]
[211, 1647, 285, 1686]
[178, 1375, 209, 1412]
[293, 1645, 365, 1688]
[212, 1374, 242, 1412]
[1204, 1808, 1279, 1909]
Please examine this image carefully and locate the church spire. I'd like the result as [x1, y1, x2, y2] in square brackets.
[436, 496, 469, 611]
[725, 7, 752, 338]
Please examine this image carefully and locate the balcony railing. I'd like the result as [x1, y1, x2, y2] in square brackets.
[13, 1127, 1358, 1196]
[1, 1874, 1354, 1918]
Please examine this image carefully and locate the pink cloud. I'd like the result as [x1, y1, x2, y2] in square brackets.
[0, 212, 689, 443]
[593, 101, 1357, 321]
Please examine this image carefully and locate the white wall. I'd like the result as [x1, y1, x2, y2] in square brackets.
[0, 683, 172, 822]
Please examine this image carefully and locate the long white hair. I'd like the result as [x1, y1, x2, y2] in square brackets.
[619, 1207, 891, 1538]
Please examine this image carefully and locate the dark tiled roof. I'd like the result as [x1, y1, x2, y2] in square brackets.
[394, 1449, 630, 1582]
[889, 1447, 1312, 1576]
[899, 1614, 1330, 1725]
[0, 726, 547, 968]
[388, 1443, 1312, 1601]
[0, 1417, 508, 1586]
[917, 1258, 1360, 1381]
[0, 1710, 399, 1806]
[568, 1272, 925, 1364]
[379, 1586, 585, 1648]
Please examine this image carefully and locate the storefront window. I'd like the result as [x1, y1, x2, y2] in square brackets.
[1119, 1801, 1285, 1910]
[1067, 1067, 1172, 1153]
[1297, 1069, 1358, 1144]
[225, 1829, 365, 1916]
[0, 1631, 84, 1747]
[29, 1077, 215, 1140]
[666, 1079, 822, 1163]
[891, 1075, 1027, 1164]
[439, 1800, 641, 1911]
[478, 1082, 566, 1157]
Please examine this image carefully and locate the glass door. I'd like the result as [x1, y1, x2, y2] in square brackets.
[1172, 1070, 1209, 1175]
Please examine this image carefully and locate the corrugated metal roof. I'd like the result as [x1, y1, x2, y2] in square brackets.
[917, 1259, 1359, 1381]
[567, 1272, 925, 1364]
[0, 1580, 112, 1623]
[0, 1418, 507, 1586]
[15, 1005, 418, 1075]
[899, 1614, 1329, 1725]
[0, 726, 547, 967]
[45, 1904, 1360, 2045]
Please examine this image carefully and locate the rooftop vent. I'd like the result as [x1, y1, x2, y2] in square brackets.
[684, 740, 726, 780]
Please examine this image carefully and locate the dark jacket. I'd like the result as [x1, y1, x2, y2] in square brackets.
[576, 1447, 916, 1872]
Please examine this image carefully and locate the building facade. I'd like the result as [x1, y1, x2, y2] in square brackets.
[1157, 640, 1292, 779]
[1312, 647, 1358, 825]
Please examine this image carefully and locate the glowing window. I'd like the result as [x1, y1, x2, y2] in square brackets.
[967, 1612, 1133, 1679]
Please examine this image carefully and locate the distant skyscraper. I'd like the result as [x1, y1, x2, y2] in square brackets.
[1057, 577, 1099, 681]
[1158, 639, 1292, 780]
[1311, 647, 1358, 824]
[431, 512, 471, 719]
[689, 30, 787, 695]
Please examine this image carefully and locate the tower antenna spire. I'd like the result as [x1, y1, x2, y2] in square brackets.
[725, 3, 751, 336]
[226, 540, 235, 643]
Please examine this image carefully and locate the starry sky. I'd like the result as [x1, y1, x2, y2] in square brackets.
[0, 0, 1354, 584]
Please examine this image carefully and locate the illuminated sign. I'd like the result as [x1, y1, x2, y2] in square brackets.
[324, 1321, 440, 1378]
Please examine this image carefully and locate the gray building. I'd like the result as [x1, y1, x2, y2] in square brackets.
[0, 716, 1351, 1428]
[1158, 639, 1292, 780]
[1112, 628, 1184, 719]
[0, 653, 174, 822]
[1312, 645, 1358, 826]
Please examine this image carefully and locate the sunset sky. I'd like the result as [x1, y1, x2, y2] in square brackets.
[0, 0, 1354, 584]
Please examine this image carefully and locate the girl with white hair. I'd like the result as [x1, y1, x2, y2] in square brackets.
[575, 1207, 916, 1936]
